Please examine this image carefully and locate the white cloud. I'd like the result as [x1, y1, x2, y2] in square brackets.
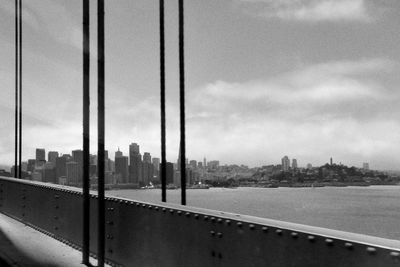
[183, 58, 400, 169]
[236, 0, 371, 22]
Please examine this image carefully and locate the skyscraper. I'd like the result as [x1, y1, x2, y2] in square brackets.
[115, 156, 129, 183]
[71, 150, 83, 184]
[115, 147, 123, 158]
[55, 156, 67, 179]
[48, 151, 59, 164]
[36, 148, 46, 167]
[281, 156, 290, 172]
[292, 159, 298, 169]
[66, 161, 79, 186]
[129, 143, 142, 184]
[152, 157, 160, 172]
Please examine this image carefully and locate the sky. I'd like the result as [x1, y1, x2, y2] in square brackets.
[1, 0, 400, 170]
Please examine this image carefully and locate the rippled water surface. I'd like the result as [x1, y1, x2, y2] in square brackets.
[108, 186, 400, 240]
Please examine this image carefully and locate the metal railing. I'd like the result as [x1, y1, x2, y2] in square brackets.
[1, 176, 399, 266]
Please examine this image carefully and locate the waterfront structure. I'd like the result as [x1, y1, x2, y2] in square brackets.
[281, 156, 290, 172]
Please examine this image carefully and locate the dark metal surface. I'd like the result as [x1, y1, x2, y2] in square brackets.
[18, 0, 22, 179]
[97, 0, 106, 265]
[178, 0, 186, 206]
[82, 0, 91, 264]
[0, 177, 399, 267]
[14, 0, 18, 179]
[159, 0, 167, 203]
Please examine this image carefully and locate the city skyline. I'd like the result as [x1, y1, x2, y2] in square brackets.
[1, 1, 400, 170]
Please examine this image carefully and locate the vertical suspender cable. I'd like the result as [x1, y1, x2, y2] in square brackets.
[82, 0, 90, 264]
[159, 0, 167, 202]
[18, 0, 22, 179]
[97, 0, 105, 266]
[14, 0, 18, 178]
[178, 0, 186, 205]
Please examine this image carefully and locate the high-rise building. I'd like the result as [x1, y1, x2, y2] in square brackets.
[66, 161, 80, 186]
[198, 162, 203, 168]
[363, 163, 369, 170]
[189, 160, 197, 169]
[36, 148, 46, 167]
[36, 148, 45, 162]
[27, 159, 36, 172]
[166, 162, 174, 184]
[129, 143, 142, 184]
[306, 163, 312, 169]
[281, 156, 290, 172]
[115, 147, 123, 158]
[152, 158, 160, 172]
[43, 162, 56, 184]
[292, 159, 298, 169]
[203, 157, 207, 168]
[115, 156, 129, 183]
[71, 150, 83, 184]
[143, 152, 151, 163]
[48, 151, 59, 164]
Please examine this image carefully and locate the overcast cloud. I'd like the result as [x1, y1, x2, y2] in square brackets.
[1, 0, 400, 170]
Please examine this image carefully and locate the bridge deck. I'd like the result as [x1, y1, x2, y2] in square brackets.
[0, 212, 106, 267]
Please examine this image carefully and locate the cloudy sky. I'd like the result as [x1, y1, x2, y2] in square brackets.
[0, 0, 400, 170]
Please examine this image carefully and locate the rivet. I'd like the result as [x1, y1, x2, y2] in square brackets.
[308, 235, 315, 242]
[225, 220, 231, 225]
[217, 218, 223, 224]
[106, 221, 114, 225]
[154, 207, 159, 211]
[210, 231, 215, 236]
[345, 243, 353, 249]
[390, 252, 400, 258]
[106, 235, 113, 240]
[367, 247, 376, 254]
[177, 211, 182, 215]
[204, 216, 209, 221]
[185, 212, 190, 217]
[194, 214, 199, 219]
[162, 208, 166, 212]
[142, 204, 146, 207]
[217, 232, 223, 238]
[210, 217, 216, 222]
[291, 232, 298, 238]
[148, 205, 152, 209]
[54, 195, 59, 199]
[325, 239, 333, 246]
[107, 207, 114, 211]
[136, 203, 140, 207]
[276, 229, 283, 235]
[169, 209, 174, 214]
[237, 222, 242, 227]
[262, 227, 268, 232]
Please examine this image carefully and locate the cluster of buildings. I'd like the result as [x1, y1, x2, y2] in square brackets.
[10, 143, 225, 188]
